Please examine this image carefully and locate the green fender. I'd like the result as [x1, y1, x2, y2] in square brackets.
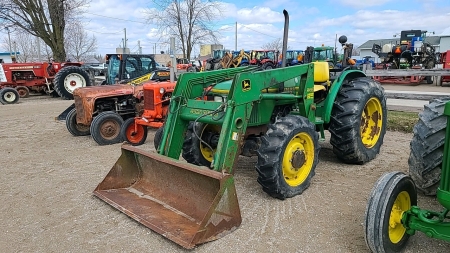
[321, 69, 367, 123]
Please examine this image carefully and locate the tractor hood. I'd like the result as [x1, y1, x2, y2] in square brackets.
[73, 84, 137, 99]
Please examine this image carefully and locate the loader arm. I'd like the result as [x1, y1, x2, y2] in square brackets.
[159, 63, 315, 174]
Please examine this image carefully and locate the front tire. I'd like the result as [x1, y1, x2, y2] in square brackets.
[182, 122, 221, 167]
[329, 77, 387, 164]
[408, 98, 449, 195]
[0, 87, 20, 104]
[53, 66, 91, 100]
[90, 111, 124, 145]
[364, 172, 417, 253]
[154, 125, 164, 150]
[256, 115, 320, 200]
[66, 108, 90, 136]
[120, 118, 148, 146]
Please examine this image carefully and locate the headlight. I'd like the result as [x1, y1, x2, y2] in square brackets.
[214, 96, 226, 103]
[160, 87, 165, 94]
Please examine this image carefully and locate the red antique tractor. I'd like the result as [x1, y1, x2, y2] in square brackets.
[249, 50, 279, 70]
[0, 60, 90, 100]
[120, 80, 176, 146]
[438, 50, 450, 86]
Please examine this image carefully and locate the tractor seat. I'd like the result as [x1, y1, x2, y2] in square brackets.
[312, 62, 330, 92]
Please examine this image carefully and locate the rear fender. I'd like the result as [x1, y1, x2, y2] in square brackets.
[320, 69, 366, 123]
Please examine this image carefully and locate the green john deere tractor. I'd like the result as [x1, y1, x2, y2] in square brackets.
[93, 10, 387, 249]
[364, 98, 450, 252]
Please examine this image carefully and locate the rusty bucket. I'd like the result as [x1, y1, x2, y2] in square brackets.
[93, 145, 241, 249]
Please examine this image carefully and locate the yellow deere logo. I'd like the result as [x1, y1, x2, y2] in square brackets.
[242, 79, 251, 91]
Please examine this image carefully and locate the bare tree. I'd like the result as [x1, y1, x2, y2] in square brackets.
[262, 38, 283, 51]
[0, 0, 89, 62]
[146, 0, 222, 59]
[1, 29, 52, 62]
[65, 22, 97, 62]
[352, 44, 360, 56]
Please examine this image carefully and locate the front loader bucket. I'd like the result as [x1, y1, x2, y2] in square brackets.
[93, 145, 241, 249]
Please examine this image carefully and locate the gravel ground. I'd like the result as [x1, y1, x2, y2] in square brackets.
[0, 95, 449, 253]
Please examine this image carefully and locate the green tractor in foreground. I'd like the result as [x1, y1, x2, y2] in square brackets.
[364, 98, 450, 252]
[93, 10, 387, 249]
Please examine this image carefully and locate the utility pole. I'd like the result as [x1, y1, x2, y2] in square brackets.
[123, 28, 127, 54]
[5, 27, 12, 58]
[235, 22, 237, 51]
[170, 37, 176, 83]
[13, 41, 17, 59]
[37, 37, 41, 62]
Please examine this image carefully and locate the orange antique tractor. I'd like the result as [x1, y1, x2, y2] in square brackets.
[120, 80, 176, 145]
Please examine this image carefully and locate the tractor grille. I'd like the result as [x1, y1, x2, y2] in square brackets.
[249, 106, 259, 124]
[74, 95, 85, 119]
[144, 89, 155, 110]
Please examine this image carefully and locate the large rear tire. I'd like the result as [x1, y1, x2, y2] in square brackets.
[66, 108, 90, 136]
[90, 111, 124, 145]
[0, 87, 20, 104]
[408, 98, 449, 195]
[256, 115, 320, 200]
[329, 77, 387, 164]
[261, 62, 274, 70]
[364, 172, 417, 253]
[16, 86, 30, 98]
[53, 66, 90, 100]
[182, 122, 221, 167]
[120, 118, 148, 146]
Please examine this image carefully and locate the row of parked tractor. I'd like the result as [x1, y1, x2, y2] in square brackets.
[0, 53, 169, 104]
[190, 45, 346, 73]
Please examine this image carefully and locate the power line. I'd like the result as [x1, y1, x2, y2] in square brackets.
[84, 28, 122, 35]
[85, 12, 148, 24]
[239, 24, 279, 39]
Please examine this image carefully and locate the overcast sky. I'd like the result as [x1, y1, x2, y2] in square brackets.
[6, 0, 450, 57]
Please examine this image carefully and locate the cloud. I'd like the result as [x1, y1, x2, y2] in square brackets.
[336, 0, 394, 8]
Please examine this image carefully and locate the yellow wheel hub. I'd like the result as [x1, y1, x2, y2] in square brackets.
[199, 125, 220, 162]
[360, 97, 383, 148]
[389, 191, 410, 243]
[282, 132, 315, 187]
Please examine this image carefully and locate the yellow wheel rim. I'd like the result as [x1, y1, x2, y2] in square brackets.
[282, 132, 315, 187]
[199, 124, 220, 162]
[360, 97, 383, 148]
[388, 191, 410, 244]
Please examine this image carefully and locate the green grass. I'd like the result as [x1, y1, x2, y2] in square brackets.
[387, 110, 419, 133]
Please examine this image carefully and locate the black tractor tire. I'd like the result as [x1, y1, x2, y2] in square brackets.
[90, 111, 124, 145]
[187, 66, 197, 72]
[153, 125, 164, 150]
[53, 66, 91, 100]
[364, 172, 417, 253]
[0, 87, 20, 104]
[16, 86, 30, 98]
[329, 77, 387, 164]
[120, 118, 148, 146]
[256, 115, 320, 200]
[408, 98, 450, 195]
[65, 108, 90, 136]
[261, 62, 274, 70]
[182, 122, 220, 167]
